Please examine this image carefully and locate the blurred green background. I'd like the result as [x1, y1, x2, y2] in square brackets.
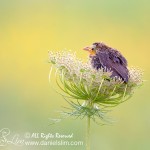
[0, 0, 150, 150]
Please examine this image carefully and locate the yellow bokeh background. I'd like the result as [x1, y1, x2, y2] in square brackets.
[0, 0, 150, 150]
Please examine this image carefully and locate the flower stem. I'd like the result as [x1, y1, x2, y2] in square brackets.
[86, 99, 92, 150]
[86, 115, 91, 150]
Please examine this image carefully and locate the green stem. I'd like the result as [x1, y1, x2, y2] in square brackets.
[86, 115, 91, 150]
[85, 99, 93, 150]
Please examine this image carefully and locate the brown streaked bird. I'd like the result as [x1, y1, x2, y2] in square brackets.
[83, 42, 129, 82]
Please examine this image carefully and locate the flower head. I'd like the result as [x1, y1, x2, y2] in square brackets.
[49, 50, 143, 123]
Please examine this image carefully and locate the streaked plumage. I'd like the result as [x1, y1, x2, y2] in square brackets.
[83, 42, 129, 82]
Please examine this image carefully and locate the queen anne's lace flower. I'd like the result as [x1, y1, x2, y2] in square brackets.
[49, 50, 143, 122]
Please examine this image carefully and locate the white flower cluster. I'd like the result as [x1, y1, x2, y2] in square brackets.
[49, 50, 143, 103]
[128, 67, 143, 85]
[49, 51, 112, 82]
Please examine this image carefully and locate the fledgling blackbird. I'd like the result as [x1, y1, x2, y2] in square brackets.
[83, 42, 129, 82]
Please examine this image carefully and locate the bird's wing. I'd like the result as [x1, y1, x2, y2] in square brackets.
[97, 51, 129, 82]
[109, 50, 127, 66]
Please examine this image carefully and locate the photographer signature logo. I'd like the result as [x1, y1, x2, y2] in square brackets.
[0, 128, 24, 146]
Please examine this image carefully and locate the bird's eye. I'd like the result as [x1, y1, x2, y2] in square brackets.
[92, 48, 94, 50]
[92, 45, 96, 50]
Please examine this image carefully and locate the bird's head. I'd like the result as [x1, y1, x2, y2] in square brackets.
[83, 42, 107, 56]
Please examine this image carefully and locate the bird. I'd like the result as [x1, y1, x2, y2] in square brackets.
[83, 42, 129, 82]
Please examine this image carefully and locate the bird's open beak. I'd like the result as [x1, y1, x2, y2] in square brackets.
[83, 46, 96, 56]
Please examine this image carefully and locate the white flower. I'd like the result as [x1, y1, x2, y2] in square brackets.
[49, 50, 143, 106]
